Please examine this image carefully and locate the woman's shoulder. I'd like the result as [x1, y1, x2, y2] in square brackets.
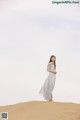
[47, 62, 53, 66]
[48, 62, 53, 65]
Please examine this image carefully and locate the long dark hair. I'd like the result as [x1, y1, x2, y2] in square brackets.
[49, 55, 56, 69]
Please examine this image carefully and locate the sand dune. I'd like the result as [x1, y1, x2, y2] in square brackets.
[0, 101, 80, 120]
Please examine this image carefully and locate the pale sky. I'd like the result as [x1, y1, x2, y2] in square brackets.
[0, 0, 80, 106]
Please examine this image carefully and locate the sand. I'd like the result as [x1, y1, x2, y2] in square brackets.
[0, 101, 80, 120]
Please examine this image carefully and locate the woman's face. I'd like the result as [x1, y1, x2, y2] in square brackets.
[51, 57, 56, 62]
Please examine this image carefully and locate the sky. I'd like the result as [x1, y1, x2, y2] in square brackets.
[0, 0, 80, 106]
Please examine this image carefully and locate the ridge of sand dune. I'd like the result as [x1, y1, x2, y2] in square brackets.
[0, 101, 80, 120]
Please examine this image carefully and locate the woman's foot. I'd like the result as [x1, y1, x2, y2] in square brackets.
[48, 99, 53, 102]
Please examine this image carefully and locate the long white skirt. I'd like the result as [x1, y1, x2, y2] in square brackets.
[39, 72, 56, 100]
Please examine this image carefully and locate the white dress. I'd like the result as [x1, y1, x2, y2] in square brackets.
[39, 62, 56, 100]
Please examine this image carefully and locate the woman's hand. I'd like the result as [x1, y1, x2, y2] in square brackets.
[50, 71, 57, 74]
[53, 71, 57, 74]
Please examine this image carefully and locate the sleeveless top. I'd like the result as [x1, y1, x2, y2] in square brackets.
[47, 62, 56, 73]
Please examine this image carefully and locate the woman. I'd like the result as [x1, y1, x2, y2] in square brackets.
[39, 55, 57, 101]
